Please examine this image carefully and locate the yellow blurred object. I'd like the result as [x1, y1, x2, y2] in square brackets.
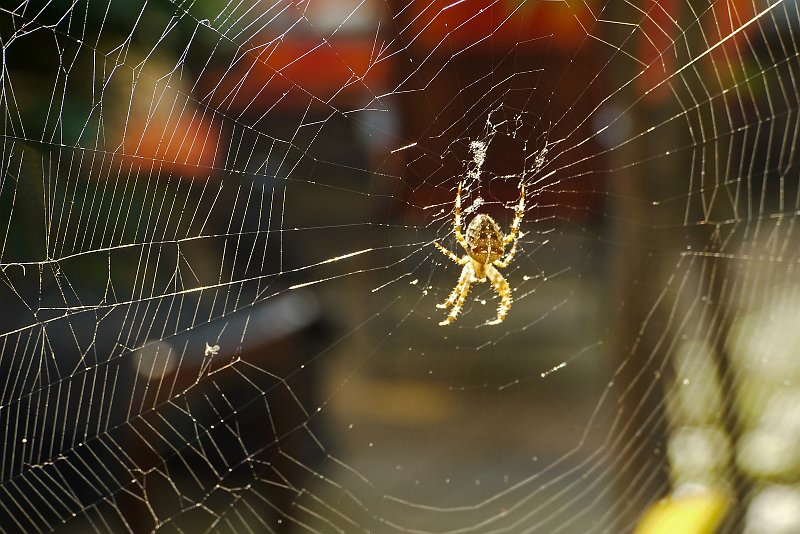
[635, 490, 729, 534]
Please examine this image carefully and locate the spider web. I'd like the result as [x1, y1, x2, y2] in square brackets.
[1, 0, 799, 532]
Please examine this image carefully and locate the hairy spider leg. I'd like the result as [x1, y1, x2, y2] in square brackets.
[439, 263, 475, 325]
[485, 265, 511, 325]
[437, 261, 473, 310]
[494, 184, 526, 269]
[434, 241, 468, 265]
[454, 181, 468, 251]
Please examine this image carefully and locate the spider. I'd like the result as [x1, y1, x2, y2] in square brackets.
[434, 181, 525, 326]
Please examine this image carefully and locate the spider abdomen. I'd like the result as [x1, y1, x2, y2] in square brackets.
[466, 214, 505, 264]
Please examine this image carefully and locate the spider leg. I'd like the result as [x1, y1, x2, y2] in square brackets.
[496, 183, 525, 267]
[454, 181, 469, 252]
[485, 265, 512, 325]
[493, 256, 510, 269]
[434, 242, 468, 265]
[439, 263, 474, 325]
[438, 262, 472, 309]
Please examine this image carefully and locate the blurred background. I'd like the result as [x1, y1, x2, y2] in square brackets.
[1, 0, 800, 532]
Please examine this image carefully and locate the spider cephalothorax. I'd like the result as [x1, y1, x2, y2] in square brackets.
[434, 181, 525, 325]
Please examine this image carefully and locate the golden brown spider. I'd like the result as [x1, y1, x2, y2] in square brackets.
[434, 181, 525, 325]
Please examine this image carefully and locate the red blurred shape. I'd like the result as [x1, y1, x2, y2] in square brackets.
[203, 37, 391, 112]
[637, 0, 681, 103]
[403, 0, 594, 51]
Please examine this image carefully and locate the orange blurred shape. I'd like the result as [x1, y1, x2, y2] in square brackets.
[707, 0, 756, 48]
[637, 0, 681, 104]
[121, 111, 220, 179]
[636, 0, 758, 102]
[203, 37, 391, 112]
[704, 0, 757, 68]
[402, 0, 595, 51]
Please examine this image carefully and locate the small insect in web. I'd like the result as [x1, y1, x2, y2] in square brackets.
[434, 180, 525, 325]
